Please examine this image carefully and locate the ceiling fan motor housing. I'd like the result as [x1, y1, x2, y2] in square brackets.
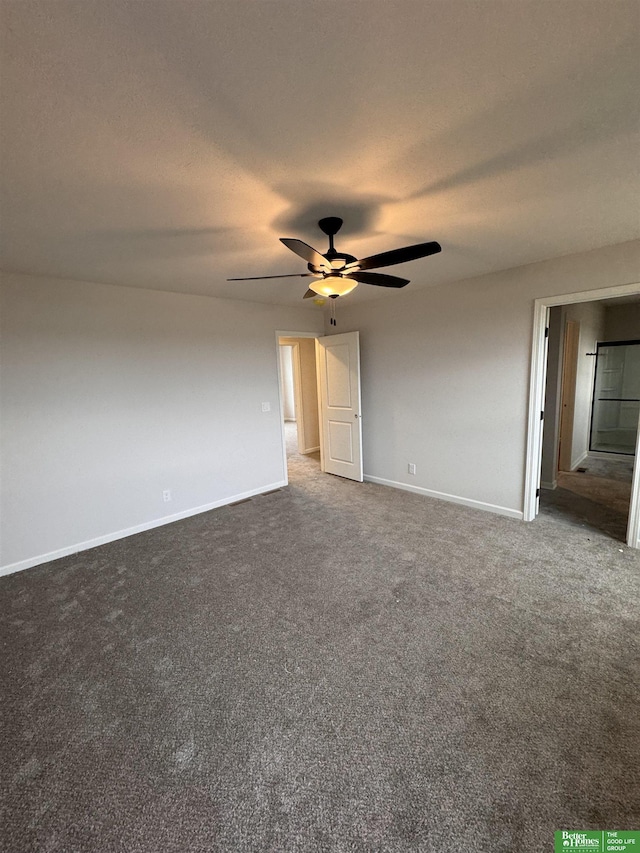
[318, 216, 343, 237]
[308, 251, 358, 276]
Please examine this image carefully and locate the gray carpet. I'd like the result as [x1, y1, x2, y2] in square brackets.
[540, 455, 635, 542]
[2, 438, 639, 852]
[576, 457, 634, 483]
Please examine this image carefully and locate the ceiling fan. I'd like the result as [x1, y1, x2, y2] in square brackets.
[228, 217, 441, 299]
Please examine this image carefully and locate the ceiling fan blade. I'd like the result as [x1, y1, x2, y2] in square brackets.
[349, 271, 410, 288]
[280, 238, 327, 268]
[349, 241, 441, 272]
[303, 289, 317, 299]
[227, 273, 314, 281]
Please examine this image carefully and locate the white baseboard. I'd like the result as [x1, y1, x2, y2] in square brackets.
[587, 451, 635, 462]
[0, 480, 287, 578]
[363, 475, 523, 520]
[540, 480, 557, 490]
[569, 450, 589, 471]
[301, 446, 320, 454]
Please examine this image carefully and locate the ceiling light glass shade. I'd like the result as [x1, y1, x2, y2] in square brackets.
[309, 277, 358, 298]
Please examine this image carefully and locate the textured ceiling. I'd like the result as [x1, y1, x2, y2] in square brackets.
[1, 0, 639, 308]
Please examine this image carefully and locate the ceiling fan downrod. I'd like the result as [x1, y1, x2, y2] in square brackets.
[318, 216, 343, 258]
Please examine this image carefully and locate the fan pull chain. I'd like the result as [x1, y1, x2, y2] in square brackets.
[330, 299, 337, 326]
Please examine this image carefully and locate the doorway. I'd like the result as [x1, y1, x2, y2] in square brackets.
[277, 334, 321, 479]
[526, 287, 640, 547]
[275, 330, 364, 485]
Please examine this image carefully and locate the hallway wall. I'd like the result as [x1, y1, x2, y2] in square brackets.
[563, 301, 605, 469]
[279, 346, 296, 420]
[604, 302, 640, 341]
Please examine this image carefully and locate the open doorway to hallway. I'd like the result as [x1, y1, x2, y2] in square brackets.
[538, 295, 640, 541]
[277, 335, 321, 477]
[277, 330, 364, 484]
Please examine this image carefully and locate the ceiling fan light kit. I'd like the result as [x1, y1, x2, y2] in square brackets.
[228, 216, 441, 300]
[309, 276, 358, 298]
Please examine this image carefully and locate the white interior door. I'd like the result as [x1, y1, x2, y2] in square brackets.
[316, 331, 363, 482]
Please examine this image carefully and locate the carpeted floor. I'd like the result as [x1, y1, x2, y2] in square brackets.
[540, 455, 634, 542]
[2, 433, 639, 852]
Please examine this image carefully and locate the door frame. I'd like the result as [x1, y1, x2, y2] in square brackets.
[275, 331, 321, 485]
[524, 281, 640, 548]
[557, 319, 580, 472]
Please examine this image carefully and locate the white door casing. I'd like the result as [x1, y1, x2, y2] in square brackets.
[316, 331, 363, 482]
[536, 309, 551, 514]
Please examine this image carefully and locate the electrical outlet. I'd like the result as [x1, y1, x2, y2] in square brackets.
[163, 489, 171, 502]
[408, 463, 416, 476]
[261, 402, 271, 412]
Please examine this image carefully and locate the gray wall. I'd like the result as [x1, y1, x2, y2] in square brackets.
[604, 302, 640, 342]
[334, 240, 640, 515]
[1, 272, 323, 571]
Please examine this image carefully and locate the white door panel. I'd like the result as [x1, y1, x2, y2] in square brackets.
[328, 420, 354, 463]
[316, 331, 363, 481]
[326, 344, 353, 407]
